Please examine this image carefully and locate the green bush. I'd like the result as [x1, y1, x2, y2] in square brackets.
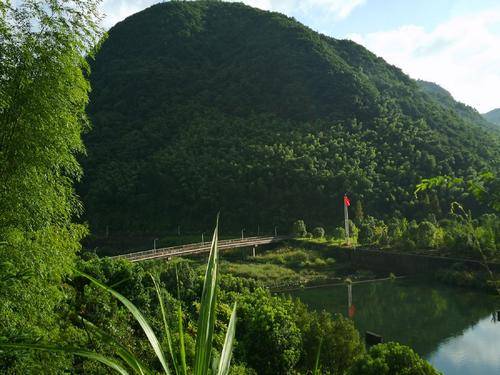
[387, 218, 407, 245]
[358, 216, 379, 244]
[292, 220, 307, 237]
[394, 238, 417, 252]
[312, 227, 325, 238]
[333, 226, 346, 240]
[416, 221, 437, 248]
[349, 220, 359, 238]
[348, 342, 440, 375]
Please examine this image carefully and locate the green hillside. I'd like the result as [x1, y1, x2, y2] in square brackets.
[80, 1, 499, 234]
[483, 108, 500, 125]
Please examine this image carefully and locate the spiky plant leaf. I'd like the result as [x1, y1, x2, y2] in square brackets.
[82, 318, 148, 375]
[176, 266, 188, 375]
[151, 274, 179, 374]
[217, 302, 237, 375]
[0, 343, 129, 375]
[76, 270, 171, 375]
[193, 214, 219, 375]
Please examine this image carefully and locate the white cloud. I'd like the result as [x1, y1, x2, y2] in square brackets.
[239, 0, 365, 19]
[101, 0, 158, 29]
[428, 316, 500, 372]
[101, 0, 365, 29]
[348, 7, 500, 113]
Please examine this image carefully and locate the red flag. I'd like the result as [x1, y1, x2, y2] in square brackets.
[348, 304, 356, 318]
[344, 195, 350, 207]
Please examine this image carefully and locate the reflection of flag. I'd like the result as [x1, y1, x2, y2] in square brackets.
[348, 304, 356, 318]
[344, 195, 350, 207]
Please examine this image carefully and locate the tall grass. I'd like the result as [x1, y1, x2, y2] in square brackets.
[0, 217, 237, 374]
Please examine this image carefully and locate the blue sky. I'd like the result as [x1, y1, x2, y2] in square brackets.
[102, 0, 500, 112]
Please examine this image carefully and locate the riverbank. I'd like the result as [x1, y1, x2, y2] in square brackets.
[214, 245, 400, 292]
[210, 240, 499, 295]
[290, 239, 500, 294]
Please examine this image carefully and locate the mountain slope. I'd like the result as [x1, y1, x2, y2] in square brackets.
[80, 1, 499, 233]
[483, 108, 500, 125]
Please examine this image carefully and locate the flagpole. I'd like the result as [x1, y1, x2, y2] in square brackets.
[344, 194, 350, 246]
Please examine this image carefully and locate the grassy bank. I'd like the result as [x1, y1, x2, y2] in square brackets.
[215, 246, 383, 290]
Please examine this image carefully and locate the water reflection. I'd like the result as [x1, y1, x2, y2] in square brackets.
[289, 279, 499, 374]
[428, 317, 500, 374]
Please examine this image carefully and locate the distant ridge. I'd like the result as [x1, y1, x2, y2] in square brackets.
[483, 108, 500, 126]
[417, 80, 498, 131]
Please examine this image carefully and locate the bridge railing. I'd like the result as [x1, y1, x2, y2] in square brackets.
[109, 236, 289, 262]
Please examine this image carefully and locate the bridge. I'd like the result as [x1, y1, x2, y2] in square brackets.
[110, 236, 289, 262]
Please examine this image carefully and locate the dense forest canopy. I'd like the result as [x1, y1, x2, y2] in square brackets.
[80, 1, 500, 234]
[483, 108, 500, 126]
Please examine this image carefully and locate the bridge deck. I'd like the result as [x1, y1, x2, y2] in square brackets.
[110, 236, 289, 262]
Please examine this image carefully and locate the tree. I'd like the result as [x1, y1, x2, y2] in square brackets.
[237, 289, 302, 374]
[0, 0, 103, 372]
[293, 303, 364, 374]
[348, 342, 440, 375]
[292, 220, 307, 237]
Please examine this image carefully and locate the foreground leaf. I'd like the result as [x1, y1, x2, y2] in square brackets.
[194, 215, 220, 375]
[82, 318, 148, 375]
[0, 343, 129, 375]
[151, 274, 179, 374]
[217, 302, 237, 375]
[76, 270, 171, 374]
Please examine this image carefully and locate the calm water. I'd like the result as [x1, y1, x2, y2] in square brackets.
[289, 279, 500, 374]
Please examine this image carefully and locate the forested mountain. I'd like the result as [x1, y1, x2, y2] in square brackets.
[80, 1, 500, 234]
[417, 80, 498, 131]
[483, 108, 500, 125]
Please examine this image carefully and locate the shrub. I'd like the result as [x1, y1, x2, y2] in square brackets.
[358, 216, 380, 244]
[387, 218, 406, 245]
[395, 238, 417, 252]
[358, 216, 386, 245]
[416, 221, 437, 248]
[312, 227, 325, 238]
[358, 224, 375, 244]
[348, 342, 440, 374]
[348, 220, 359, 238]
[333, 226, 346, 240]
[305, 232, 313, 239]
[292, 220, 307, 237]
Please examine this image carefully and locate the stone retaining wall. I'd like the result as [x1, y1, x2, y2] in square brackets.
[290, 240, 500, 275]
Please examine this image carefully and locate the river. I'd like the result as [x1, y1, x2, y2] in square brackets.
[288, 279, 500, 374]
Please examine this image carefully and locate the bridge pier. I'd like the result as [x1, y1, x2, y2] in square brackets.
[252, 245, 257, 257]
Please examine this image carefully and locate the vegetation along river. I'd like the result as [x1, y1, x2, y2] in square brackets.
[288, 279, 500, 374]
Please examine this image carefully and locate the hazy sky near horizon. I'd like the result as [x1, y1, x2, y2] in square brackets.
[101, 0, 500, 113]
